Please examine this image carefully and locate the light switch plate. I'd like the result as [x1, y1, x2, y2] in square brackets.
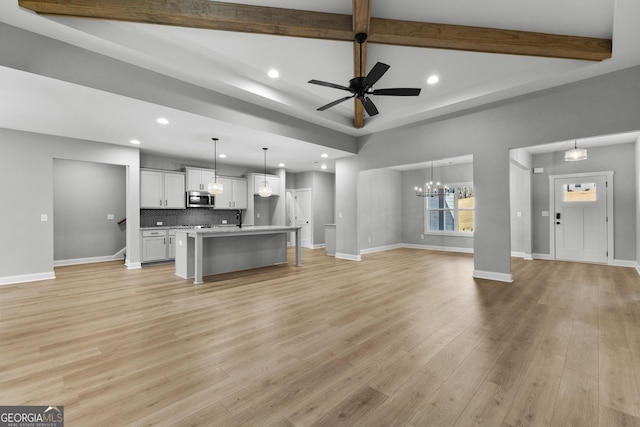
[542, 211, 549, 217]
[107, 214, 115, 220]
[40, 214, 48, 222]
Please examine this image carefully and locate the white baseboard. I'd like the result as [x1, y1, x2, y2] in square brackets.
[335, 252, 362, 261]
[127, 261, 142, 269]
[360, 244, 402, 255]
[402, 243, 474, 254]
[532, 253, 554, 260]
[0, 271, 56, 286]
[311, 244, 326, 250]
[473, 269, 513, 283]
[510, 251, 534, 260]
[613, 259, 640, 269]
[637, 262, 640, 276]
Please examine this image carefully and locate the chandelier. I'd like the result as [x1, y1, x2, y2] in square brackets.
[415, 161, 448, 197]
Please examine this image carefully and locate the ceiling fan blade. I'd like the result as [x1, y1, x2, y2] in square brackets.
[317, 95, 354, 111]
[362, 62, 390, 89]
[372, 88, 422, 96]
[308, 79, 352, 92]
[360, 97, 379, 116]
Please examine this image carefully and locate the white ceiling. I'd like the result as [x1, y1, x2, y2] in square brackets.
[1, 0, 639, 173]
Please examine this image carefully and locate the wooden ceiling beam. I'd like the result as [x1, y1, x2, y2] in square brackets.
[17, 0, 354, 41]
[352, 0, 370, 129]
[19, 0, 612, 62]
[369, 18, 612, 61]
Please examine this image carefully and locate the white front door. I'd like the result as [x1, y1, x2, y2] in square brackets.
[554, 175, 608, 263]
[294, 189, 312, 248]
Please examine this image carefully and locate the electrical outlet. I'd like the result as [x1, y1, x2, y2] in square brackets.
[421, 234, 424, 239]
[107, 214, 115, 220]
[368, 236, 371, 243]
[256, 213, 260, 219]
[40, 214, 48, 222]
[222, 219, 227, 224]
[156, 221, 163, 226]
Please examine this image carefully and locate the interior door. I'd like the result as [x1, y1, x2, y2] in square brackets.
[554, 175, 607, 263]
[294, 189, 312, 248]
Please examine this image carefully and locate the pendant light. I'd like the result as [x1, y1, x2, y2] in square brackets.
[415, 160, 448, 197]
[207, 137, 224, 195]
[564, 140, 587, 161]
[258, 147, 272, 197]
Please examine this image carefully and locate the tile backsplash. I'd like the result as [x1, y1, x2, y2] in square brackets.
[141, 209, 240, 227]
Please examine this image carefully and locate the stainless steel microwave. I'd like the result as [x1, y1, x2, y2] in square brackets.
[186, 191, 214, 208]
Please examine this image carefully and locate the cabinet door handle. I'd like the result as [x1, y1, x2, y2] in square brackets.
[165, 199, 168, 207]
[164, 238, 166, 244]
[159, 199, 162, 207]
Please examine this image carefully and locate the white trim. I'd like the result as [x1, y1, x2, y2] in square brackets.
[423, 231, 473, 238]
[127, 262, 142, 269]
[636, 262, 640, 276]
[360, 244, 402, 255]
[533, 253, 554, 260]
[54, 253, 125, 267]
[311, 244, 326, 250]
[510, 251, 533, 260]
[613, 259, 639, 268]
[0, 271, 56, 286]
[335, 252, 362, 261]
[473, 270, 513, 283]
[402, 243, 473, 254]
[549, 171, 614, 264]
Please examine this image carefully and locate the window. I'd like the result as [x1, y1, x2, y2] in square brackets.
[563, 182, 596, 202]
[425, 184, 474, 234]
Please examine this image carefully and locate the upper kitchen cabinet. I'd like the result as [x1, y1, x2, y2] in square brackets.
[214, 177, 248, 209]
[251, 174, 280, 196]
[185, 167, 216, 192]
[141, 169, 186, 209]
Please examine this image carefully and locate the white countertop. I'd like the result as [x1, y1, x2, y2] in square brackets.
[176, 225, 301, 236]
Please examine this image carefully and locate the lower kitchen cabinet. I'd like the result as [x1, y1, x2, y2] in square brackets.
[141, 229, 177, 262]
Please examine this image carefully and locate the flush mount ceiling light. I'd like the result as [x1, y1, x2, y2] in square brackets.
[415, 160, 449, 197]
[564, 140, 588, 161]
[267, 69, 279, 79]
[258, 147, 272, 198]
[129, 139, 141, 145]
[427, 75, 439, 85]
[207, 137, 224, 195]
[156, 117, 169, 125]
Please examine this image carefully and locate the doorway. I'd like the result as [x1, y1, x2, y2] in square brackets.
[550, 172, 613, 264]
[288, 188, 313, 249]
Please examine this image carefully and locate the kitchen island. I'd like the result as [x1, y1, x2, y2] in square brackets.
[174, 226, 302, 284]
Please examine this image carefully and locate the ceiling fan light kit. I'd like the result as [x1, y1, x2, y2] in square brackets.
[308, 32, 421, 122]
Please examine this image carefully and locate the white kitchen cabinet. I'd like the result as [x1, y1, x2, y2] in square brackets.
[140, 169, 185, 209]
[186, 167, 216, 192]
[141, 229, 178, 262]
[214, 177, 247, 209]
[168, 229, 177, 259]
[141, 229, 168, 262]
[252, 174, 280, 196]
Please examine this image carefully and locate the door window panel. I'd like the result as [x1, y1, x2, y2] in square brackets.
[563, 182, 596, 202]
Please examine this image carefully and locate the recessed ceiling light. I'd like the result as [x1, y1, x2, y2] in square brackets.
[156, 117, 169, 125]
[321, 164, 327, 170]
[278, 163, 285, 167]
[427, 75, 439, 85]
[321, 153, 329, 158]
[129, 139, 141, 145]
[219, 154, 226, 158]
[268, 69, 279, 79]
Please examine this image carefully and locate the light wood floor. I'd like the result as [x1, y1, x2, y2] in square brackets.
[1, 248, 640, 426]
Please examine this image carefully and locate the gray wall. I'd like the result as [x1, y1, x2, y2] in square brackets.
[53, 160, 126, 261]
[0, 128, 140, 282]
[510, 150, 533, 257]
[336, 65, 640, 278]
[401, 162, 474, 250]
[358, 169, 402, 251]
[531, 142, 637, 260]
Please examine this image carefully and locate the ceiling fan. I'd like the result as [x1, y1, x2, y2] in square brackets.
[308, 33, 421, 117]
